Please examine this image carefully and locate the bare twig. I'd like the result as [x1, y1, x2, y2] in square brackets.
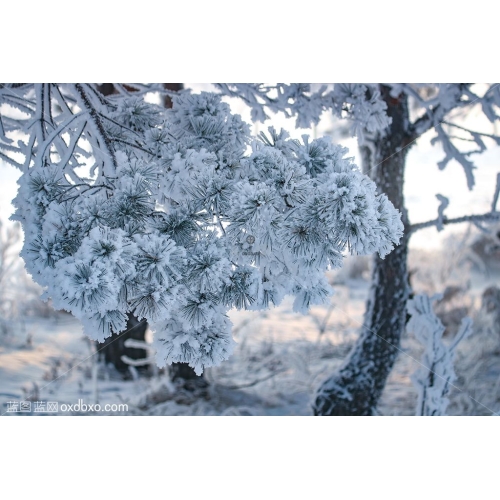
[219, 369, 286, 390]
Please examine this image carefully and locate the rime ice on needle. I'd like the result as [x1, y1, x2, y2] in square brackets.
[2, 85, 404, 374]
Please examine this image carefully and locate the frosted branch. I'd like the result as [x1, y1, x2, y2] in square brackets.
[407, 293, 472, 416]
[123, 338, 154, 351]
[0, 150, 23, 169]
[215, 83, 391, 134]
[410, 179, 500, 233]
[72, 83, 117, 175]
[409, 211, 500, 233]
[435, 123, 477, 189]
[121, 355, 156, 367]
[405, 84, 500, 190]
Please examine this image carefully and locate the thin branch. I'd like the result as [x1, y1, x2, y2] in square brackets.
[123, 338, 153, 350]
[111, 137, 156, 156]
[37, 113, 83, 160]
[1, 115, 31, 132]
[52, 84, 74, 116]
[0, 92, 35, 108]
[121, 83, 183, 97]
[409, 211, 500, 233]
[492, 173, 500, 212]
[22, 129, 37, 171]
[434, 123, 476, 190]
[220, 369, 286, 390]
[73, 83, 117, 175]
[0, 141, 23, 154]
[442, 120, 500, 144]
[0, 150, 24, 169]
[0, 115, 10, 143]
[59, 120, 87, 170]
[120, 355, 155, 367]
[114, 84, 132, 96]
[98, 113, 143, 138]
[445, 135, 477, 143]
[56, 183, 112, 203]
[85, 83, 116, 109]
[1, 94, 36, 115]
[409, 84, 487, 139]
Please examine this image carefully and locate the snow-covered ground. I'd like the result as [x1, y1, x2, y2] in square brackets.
[2, 243, 499, 416]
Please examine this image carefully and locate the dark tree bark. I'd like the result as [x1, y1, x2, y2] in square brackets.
[98, 313, 149, 378]
[95, 83, 116, 96]
[313, 86, 413, 415]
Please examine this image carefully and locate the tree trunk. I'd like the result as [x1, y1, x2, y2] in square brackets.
[98, 313, 149, 378]
[313, 86, 413, 415]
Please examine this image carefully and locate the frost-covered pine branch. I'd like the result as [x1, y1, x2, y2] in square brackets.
[0, 84, 404, 374]
[215, 83, 392, 139]
[407, 293, 473, 416]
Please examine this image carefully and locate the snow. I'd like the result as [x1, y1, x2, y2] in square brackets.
[2, 248, 499, 416]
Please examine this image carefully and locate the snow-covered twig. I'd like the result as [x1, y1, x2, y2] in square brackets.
[121, 355, 156, 367]
[409, 211, 500, 233]
[123, 338, 154, 351]
[410, 178, 500, 234]
[72, 83, 117, 175]
[407, 293, 473, 416]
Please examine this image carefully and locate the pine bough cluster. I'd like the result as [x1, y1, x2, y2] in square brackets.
[1, 84, 403, 374]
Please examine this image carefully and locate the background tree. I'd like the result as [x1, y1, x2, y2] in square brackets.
[215, 84, 500, 415]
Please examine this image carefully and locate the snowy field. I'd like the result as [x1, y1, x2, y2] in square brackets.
[1, 241, 499, 416]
